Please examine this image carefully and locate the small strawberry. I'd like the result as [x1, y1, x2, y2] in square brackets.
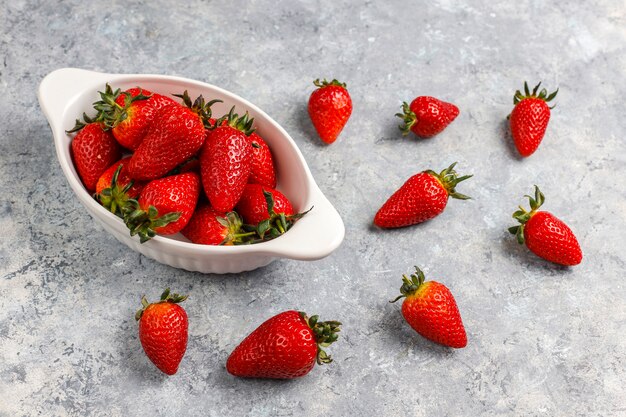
[181, 204, 252, 245]
[236, 184, 310, 241]
[509, 81, 558, 157]
[390, 266, 467, 348]
[68, 117, 122, 192]
[226, 310, 341, 379]
[248, 132, 276, 188]
[396, 96, 459, 138]
[95, 157, 145, 216]
[136, 288, 188, 375]
[127, 91, 219, 181]
[200, 107, 254, 212]
[508, 185, 582, 266]
[123, 172, 200, 242]
[308, 79, 352, 144]
[374, 163, 471, 228]
[92, 84, 155, 151]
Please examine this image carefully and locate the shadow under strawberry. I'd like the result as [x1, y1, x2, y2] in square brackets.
[499, 118, 523, 161]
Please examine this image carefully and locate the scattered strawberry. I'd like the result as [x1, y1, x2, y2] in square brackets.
[181, 204, 251, 245]
[200, 107, 254, 212]
[68, 117, 122, 192]
[508, 82, 558, 157]
[391, 266, 467, 348]
[95, 157, 145, 216]
[127, 91, 219, 181]
[396, 96, 459, 138]
[308, 79, 352, 144]
[226, 310, 341, 379]
[93, 84, 155, 151]
[123, 172, 200, 242]
[508, 185, 582, 266]
[248, 132, 276, 188]
[374, 162, 471, 228]
[136, 288, 188, 375]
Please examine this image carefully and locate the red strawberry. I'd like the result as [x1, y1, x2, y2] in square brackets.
[508, 186, 582, 266]
[95, 157, 145, 216]
[127, 92, 218, 181]
[374, 163, 471, 228]
[248, 132, 276, 188]
[509, 82, 558, 157]
[308, 79, 352, 144]
[123, 172, 200, 242]
[136, 288, 188, 375]
[226, 310, 341, 379]
[391, 266, 467, 348]
[93, 84, 155, 151]
[200, 107, 254, 212]
[69, 119, 122, 192]
[181, 204, 248, 245]
[236, 184, 294, 225]
[396, 96, 459, 138]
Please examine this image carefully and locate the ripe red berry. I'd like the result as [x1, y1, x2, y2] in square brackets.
[308, 79, 352, 144]
[396, 96, 459, 138]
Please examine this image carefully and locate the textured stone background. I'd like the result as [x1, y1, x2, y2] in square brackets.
[1, 0, 625, 416]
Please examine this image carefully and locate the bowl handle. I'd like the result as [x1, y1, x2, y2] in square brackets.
[38, 68, 112, 131]
[266, 184, 345, 261]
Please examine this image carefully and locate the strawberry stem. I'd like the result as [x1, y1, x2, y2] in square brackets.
[313, 78, 346, 89]
[425, 162, 473, 200]
[390, 266, 426, 303]
[135, 288, 188, 321]
[508, 185, 545, 244]
[395, 101, 417, 136]
[513, 81, 558, 108]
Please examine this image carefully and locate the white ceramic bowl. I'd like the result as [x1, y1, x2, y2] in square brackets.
[38, 68, 345, 274]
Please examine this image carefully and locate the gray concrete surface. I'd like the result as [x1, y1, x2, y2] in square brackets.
[1, 0, 625, 416]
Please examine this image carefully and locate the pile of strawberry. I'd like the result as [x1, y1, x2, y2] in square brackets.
[68, 85, 307, 245]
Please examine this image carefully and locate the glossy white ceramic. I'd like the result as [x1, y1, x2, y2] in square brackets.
[38, 68, 345, 273]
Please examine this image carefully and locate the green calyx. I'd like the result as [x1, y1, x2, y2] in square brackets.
[215, 106, 255, 136]
[94, 165, 135, 217]
[241, 190, 312, 243]
[390, 266, 426, 303]
[508, 185, 545, 244]
[425, 162, 473, 200]
[173, 90, 222, 129]
[313, 78, 347, 89]
[513, 81, 558, 108]
[395, 101, 417, 136]
[216, 211, 258, 245]
[135, 287, 188, 321]
[66, 112, 99, 134]
[299, 312, 341, 365]
[122, 200, 181, 244]
[93, 84, 152, 130]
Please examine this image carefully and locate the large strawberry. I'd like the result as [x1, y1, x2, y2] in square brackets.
[374, 163, 471, 228]
[508, 81, 558, 157]
[92, 84, 155, 151]
[68, 117, 122, 192]
[127, 91, 219, 181]
[396, 96, 459, 138]
[136, 288, 188, 375]
[200, 107, 254, 212]
[181, 204, 251, 245]
[508, 186, 582, 266]
[248, 132, 276, 188]
[123, 172, 200, 242]
[95, 157, 145, 216]
[226, 310, 341, 379]
[390, 266, 467, 348]
[308, 79, 352, 144]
